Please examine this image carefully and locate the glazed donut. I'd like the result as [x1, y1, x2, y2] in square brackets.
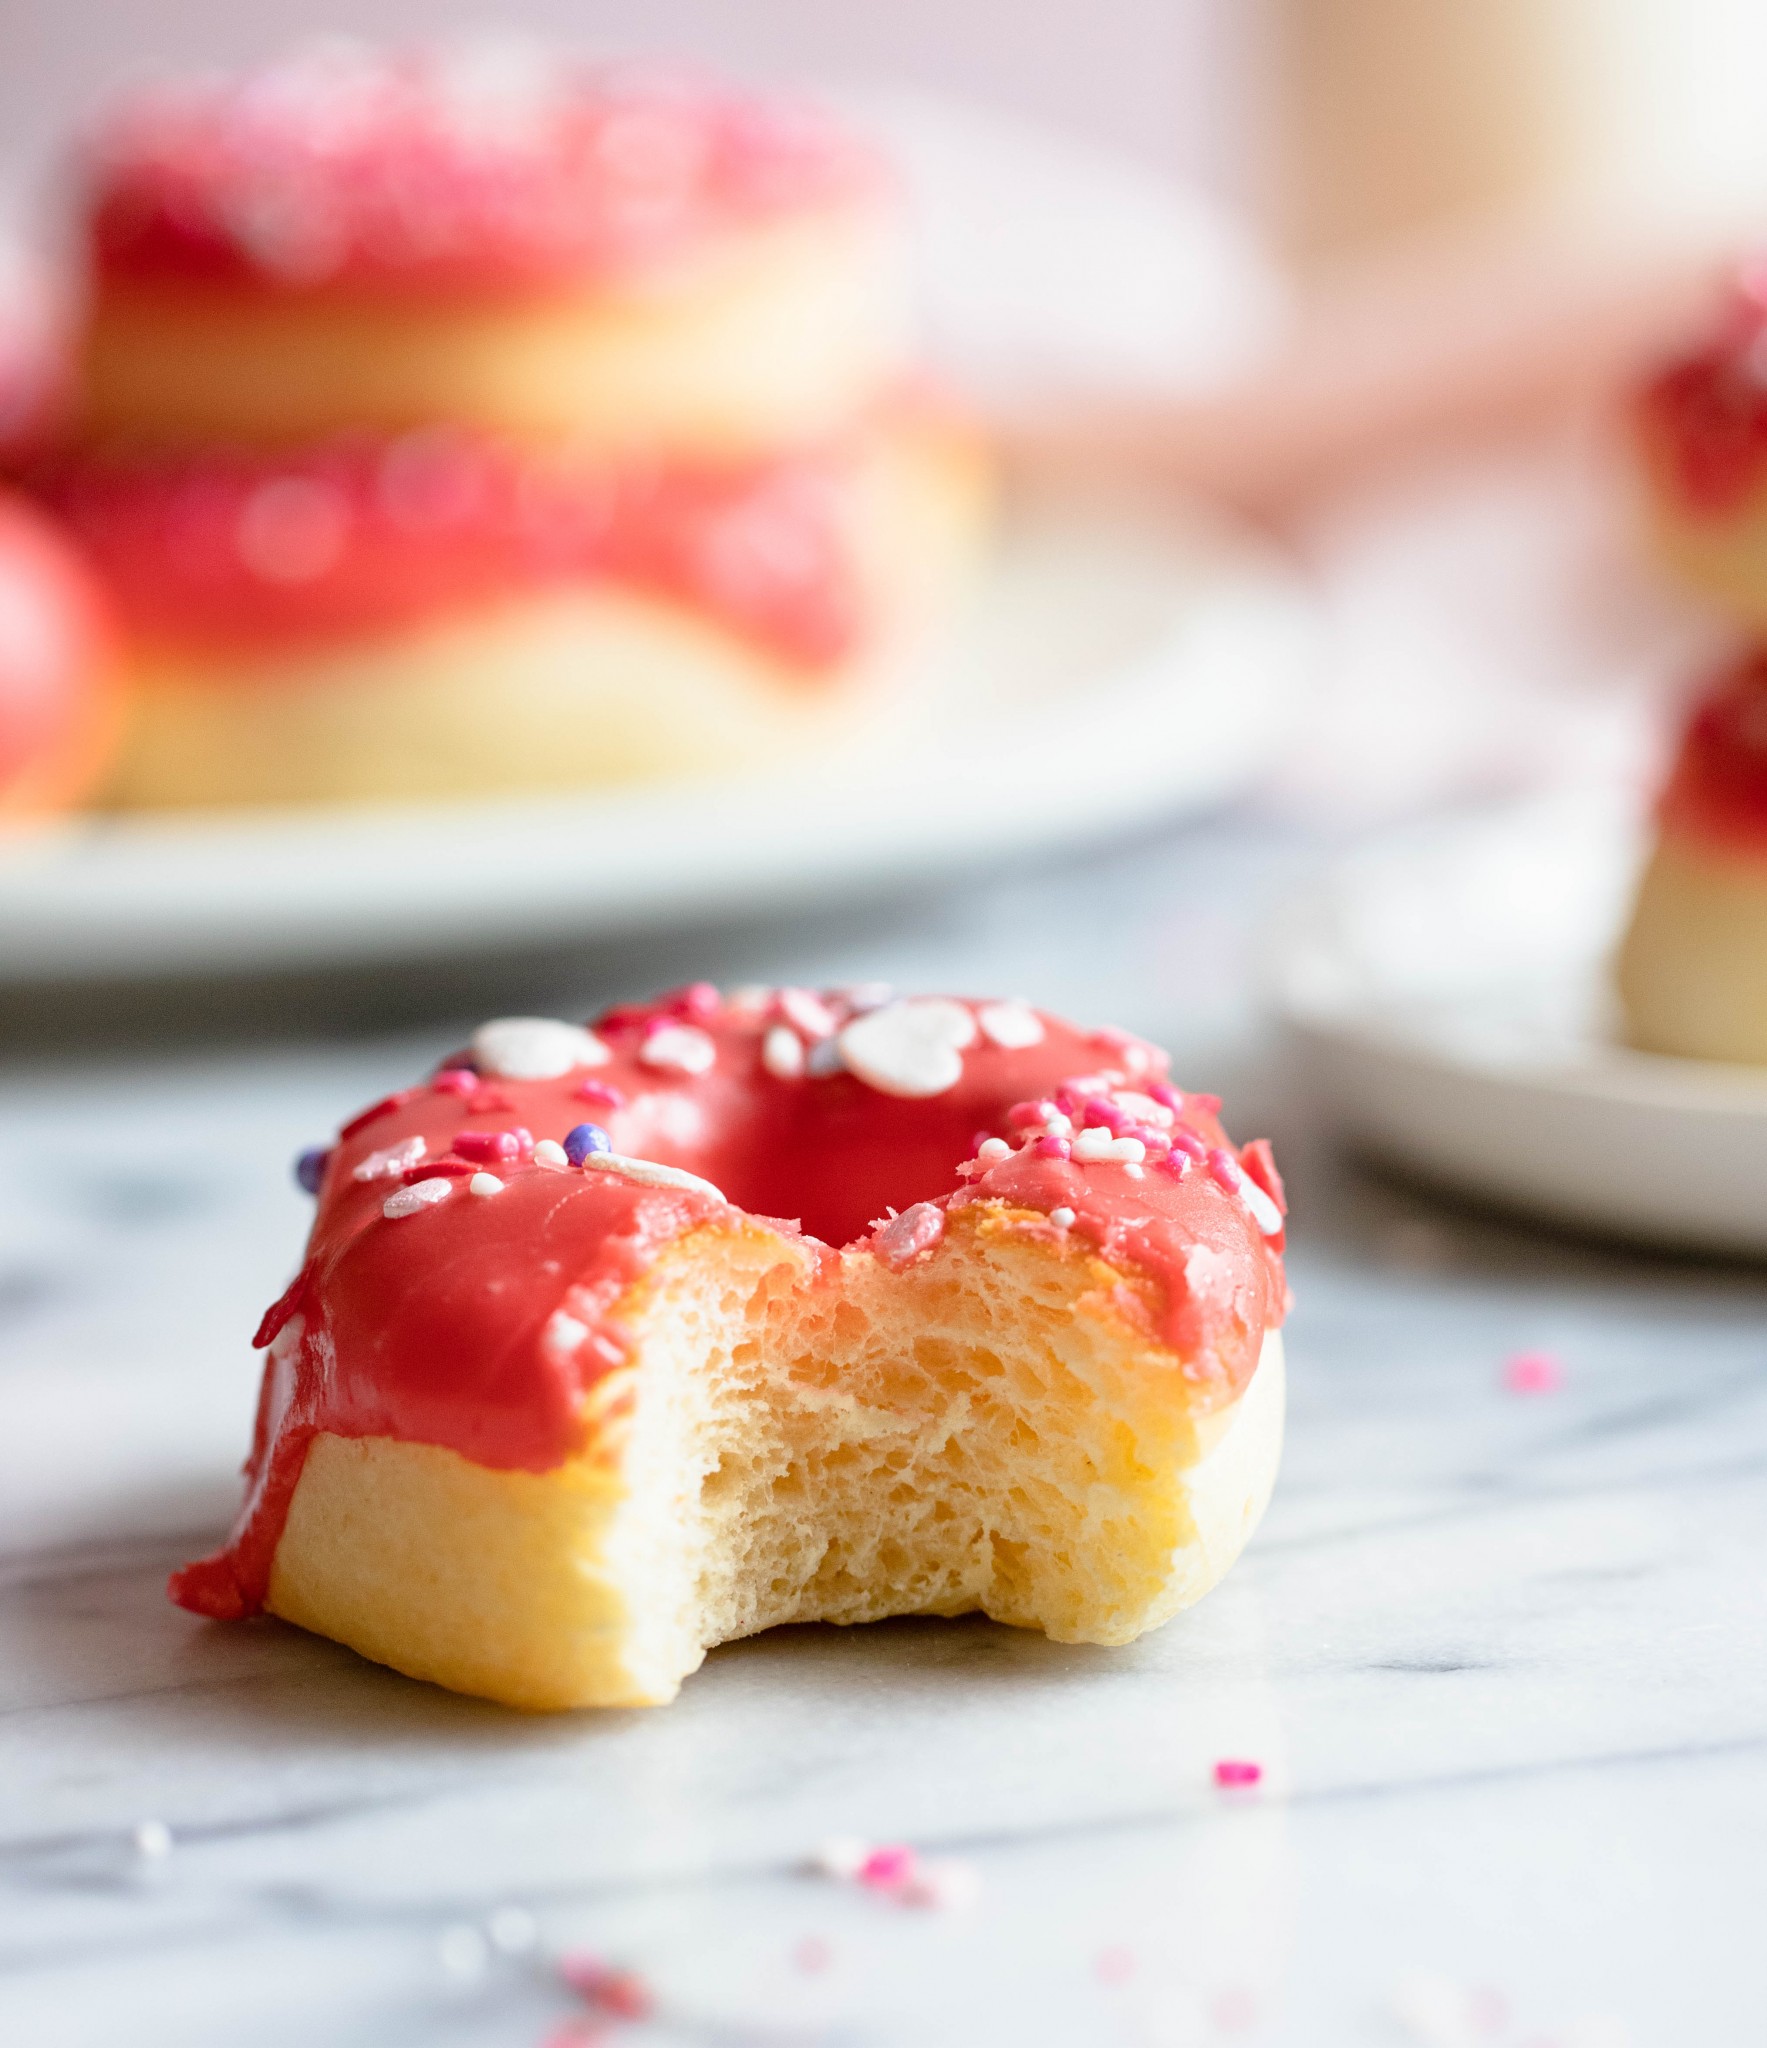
[75, 46, 905, 458]
[0, 487, 120, 819]
[1635, 266, 1767, 626]
[1617, 652, 1767, 1063]
[172, 985, 1289, 1710]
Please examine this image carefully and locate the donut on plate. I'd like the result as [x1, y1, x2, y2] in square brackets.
[1617, 652, 1767, 1063]
[0, 487, 120, 820]
[42, 44, 987, 808]
[172, 985, 1290, 1710]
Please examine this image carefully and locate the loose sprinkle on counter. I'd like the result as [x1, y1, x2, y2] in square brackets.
[468, 1172, 504, 1197]
[977, 1001, 1045, 1049]
[639, 1023, 717, 1075]
[1214, 1758, 1263, 1788]
[564, 1122, 612, 1165]
[294, 1146, 329, 1194]
[383, 1176, 453, 1219]
[1049, 1205, 1076, 1228]
[763, 1024, 806, 1079]
[132, 1819, 173, 1859]
[1503, 1349, 1564, 1394]
[470, 1016, 610, 1082]
[354, 1136, 426, 1182]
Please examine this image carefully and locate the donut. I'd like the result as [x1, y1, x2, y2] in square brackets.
[1617, 652, 1767, 1062]
[75, 46, 907, 457]
[171, 986, 1290, 1710]
[0, 487, 120, 819]
[1635, 264, 1767, 625]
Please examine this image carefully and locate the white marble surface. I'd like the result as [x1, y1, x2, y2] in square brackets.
[3, 822, 1765, 2048]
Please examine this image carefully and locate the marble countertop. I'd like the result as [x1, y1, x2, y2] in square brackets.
[3, 818, 1763, 2048]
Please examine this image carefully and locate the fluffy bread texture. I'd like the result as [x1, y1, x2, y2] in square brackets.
[104, 417, 986, 809]
[78, 210, 907, 458]
[269, 1207, 1285, 1710]
[1617, 837, 1767, 1063]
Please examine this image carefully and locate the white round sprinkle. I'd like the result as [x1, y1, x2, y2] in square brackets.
[975, 1137, 1012, 1164]
[438, 1923, 489, 1982]
[1071, 1129, 1146, 1165]
[1049, 1206, 1076, 1228]
[532, 1139, 569, 1168]
[383, 1177, 454, 1219]
[544, 1309, 590, 1356]
[838, 998, 977, 1099]
[353, 1135, 426, 1182]
[809, 1834, 870, 1879]
[132, 1819, 173, 1859]
[763, 1024, 806, 1079]
[640, 1023, 717, 1075]
[468, 1172, 504, 1197]
[581, 1153, 727, 1201]
[976, 1001, 1045, 1050]
[470, 1016, 609, 1082]
[487, 1905, 538, 1954]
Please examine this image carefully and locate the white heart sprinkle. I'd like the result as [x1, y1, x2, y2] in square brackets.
[468, 1172, 504, 1197]
[1071, 1128, 1147, 1165]
[581, 1153, 727, 1202]
[383, 1176, 453, 1219]
[354, 1135, 426, 1182]
[639, 1023, 717, 1076]
[838, 998, 977, 1099]
[977, 1002, 1045, 1050]
[762, 1024, 805, 1079]
[471, 1016, 610, 1082]
[532, 1139, 569, 1168]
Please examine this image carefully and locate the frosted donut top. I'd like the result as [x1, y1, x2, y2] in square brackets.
[83, 42, 884, 296]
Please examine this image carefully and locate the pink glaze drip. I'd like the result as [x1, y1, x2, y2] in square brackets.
[85, 50, 884, 298]
[31, 434, 865, 669]
[170, 989, 1287, 1622]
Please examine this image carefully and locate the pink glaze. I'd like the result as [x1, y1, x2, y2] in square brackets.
[171, 989, 1288, 1623]
[32, 434, 864, 669]
[1653, 652, 1767, 856]
[1639, 265, 1767, 514]
[85, 48, 883, 299]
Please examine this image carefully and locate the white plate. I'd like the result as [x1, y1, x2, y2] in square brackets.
[0, 489, 1313, 981]
[1272, 791, 1767, 1255]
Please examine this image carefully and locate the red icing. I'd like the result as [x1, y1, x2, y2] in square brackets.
[86, 49, 883, 298]
[172, 990, 1288, 1623]
[1654, 651, 1767, 855]
[31, 435, 864, 669]
[1638, 266, 1767, 514]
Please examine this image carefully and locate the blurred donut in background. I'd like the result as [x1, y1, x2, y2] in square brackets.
[0, 487, 119, 822]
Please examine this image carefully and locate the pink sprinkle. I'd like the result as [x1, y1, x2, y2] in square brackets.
[1166, 1126, 1207, 1160]
[1214, 1759, 1262, 1788]
[1148, 1081, 1183, 1112]
[559, 1955, 653, 2020]
[1206, 1147, 1241, 1194]
[1156, 1149, 1192, 1180]
[1007, 1099, 1055, 1128]
[874, 1203, 945, 1271]
[857, 1845, 917, 1890]
[1095, 1946, 1136, 1985]
[1503, 1350, 1564, 1395]
[576, 1079, 624, 1108]
[453, 1129, 522, 1162]
[793, 1936, 832, 1974]
[1083, 1095, 1130, 1134]
[401, 1159, 474, 1182]
[432, 1068, 477, 1095]
[677, 981, 721, 1020]
[1034, 1134, 1071, 1159]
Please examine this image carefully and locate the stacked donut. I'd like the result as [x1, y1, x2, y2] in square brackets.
[1622, 270, 1767, 1060]
[31, 43, 985, 808]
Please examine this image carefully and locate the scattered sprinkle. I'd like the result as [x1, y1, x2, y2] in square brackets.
[469, 1172, 504, 1197]
[974, 1136, 1012, 1164]
[874, 1202, 945, 1269]
[354, 1135, 426, 1182]
[581, 1153, 726, 1201]
[677, 981, 721, 1020]
[1503, 1349, 1564, 1395]
[471, 1017, 610, 1082]
[1049, 1206, 1076, 1228]
[544, 1309, 591, 1356]
[454, 1128, 532, 1163]
[1034, 1134, 1071, 1159]
[839, 998, 976, 1098]
[1072, 1127, 1146, 1165]
[640, 1023, 716, 1075]
[1124, 1162, 1146, 1180]
[559, 1955, 653, 2020]
[294, 1146, 329, 1195]
[1214, 1758, 1262, 1788]
[763, 1024, 806, 1080]
[563, 1123, 612, 1165]
[808, 1835, 870, 1880]
[487, 1905, 538, 1953]
[857, 1844, 917, 1890]
[132, 1819, 173, 1859]
[779, 987, 839, 1039]
[575, 1079, 624, 1108]
[533, 1139, 569, 1168]
[383, 1177, 453, 1219]
[976, 1001, 1045, 1049]
[432, 1067, 477, 1095]
[437, 1923, 489, 1981]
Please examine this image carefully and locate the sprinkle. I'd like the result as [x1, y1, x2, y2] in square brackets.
[726, 983, 774, 1012]
[383, 1177, 453, 1219]
[470, 1016, 609, 1082]
[403, 1159, 474, 1182]
[1158, 1149, 1192, 1180]
[1034, 1134, 1071, 1159]
[676, 981, 721, 1019]
[839, 998, 976, 1099]
[431, 1068, 477, 1096]
[575, 1078, 624, 1108]
[639, 1023, 716, 1075]
[468, 1172, 504, 1197]
[563, 1122, 612, 1165]
[1124, 1162, 1146, 1180]
[437, 1923, 488, 1982]
[353, 1135, 426, 1182]
[1007, 1099, 1056, 1128]
[1213, 1758, 1262, 1788]
[453, 1128, 531, 1162]
[805, 1035, 846, 1077]
[581, 1153, 726, 1201]
[294, 1146, 329, 1195]
[976, 1000, 1045, 1050]
[544, 1309, 590, 1356]
[1072, 1128, 1146, 1165]
[974, 1136, 1012, 1164]
[857, 1844, 917, 1891]
[338, 1088, 419, 1140]
[132, 1819, 173, 1859]
[1049, 1206, 1076, 1228]
[840, 980, 893, 1013]
[808, 1835, 870, 1879]
[874, 1202, 945, 1269]
[1503, 1349, 1564, 1394]
[486, 1905, 537, 1954]
[779, 987, 839, 1038]
[763, 1024, 806, 1079]
[533, 1139, 569, 1168]
[901, 1859, 981, 1910]
[560, 1956, 653, 2020]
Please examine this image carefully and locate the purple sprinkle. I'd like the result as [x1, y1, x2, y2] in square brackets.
[563, 1123, 612, 1166]
[295, 1147, 330, 1196]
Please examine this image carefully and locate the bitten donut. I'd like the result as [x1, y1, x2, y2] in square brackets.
[173, 985, 1289, 1710]
[1617, 653, 1767, 1063]
[0, 487, 120, 820]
